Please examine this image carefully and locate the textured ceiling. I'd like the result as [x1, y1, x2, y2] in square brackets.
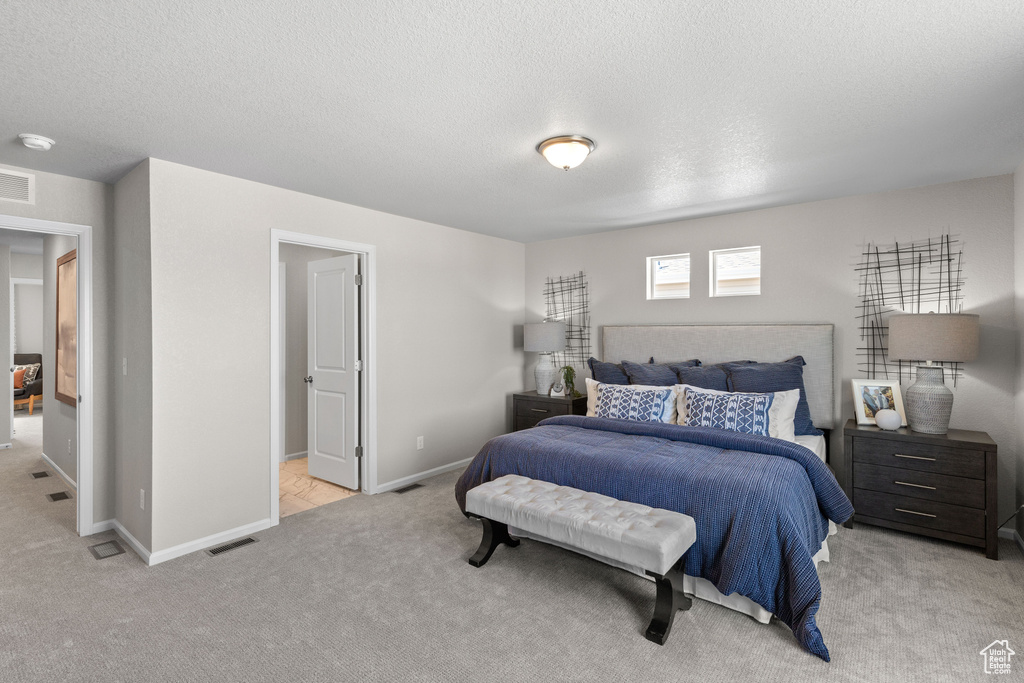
[2, 1, 1022, 242]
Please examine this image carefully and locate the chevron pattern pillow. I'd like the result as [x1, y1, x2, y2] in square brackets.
[682, 389, 774, 436]
[594, 384, 677, 423]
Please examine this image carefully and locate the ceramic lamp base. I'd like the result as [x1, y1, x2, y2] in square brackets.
[534, 354, 557, 395]
[905, 365, 953, 435]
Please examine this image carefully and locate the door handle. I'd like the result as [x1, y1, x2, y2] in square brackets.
[303, 376, 313, 384]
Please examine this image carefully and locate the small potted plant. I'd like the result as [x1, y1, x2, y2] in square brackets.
[559, 365, 583, 398]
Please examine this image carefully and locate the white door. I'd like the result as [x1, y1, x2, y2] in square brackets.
[306, 254, 360, 489]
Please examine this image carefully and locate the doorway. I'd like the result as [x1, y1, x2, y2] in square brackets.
[270, 230, 377, 525]
[0, 214, 93, 535]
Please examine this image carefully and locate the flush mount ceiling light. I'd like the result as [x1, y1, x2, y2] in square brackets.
[19, 134, 55, 151]
[537, 135, 595, 171]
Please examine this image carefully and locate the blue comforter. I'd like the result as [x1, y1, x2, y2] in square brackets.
[455, 416, 854, 661]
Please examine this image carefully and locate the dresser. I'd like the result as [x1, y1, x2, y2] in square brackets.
[843, 419, 998, 559]
[513, 391, 588, 431]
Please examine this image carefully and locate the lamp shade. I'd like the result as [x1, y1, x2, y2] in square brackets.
[524, 321, 566, 353]
[887, 313, 979, 363]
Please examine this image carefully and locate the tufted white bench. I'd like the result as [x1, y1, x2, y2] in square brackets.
[465, 474, 697, 645]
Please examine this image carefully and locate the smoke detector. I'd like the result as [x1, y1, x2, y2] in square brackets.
[18, 134, 55, 151]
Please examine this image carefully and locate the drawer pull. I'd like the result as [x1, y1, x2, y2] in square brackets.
[893, 453, 936, 462]
[530, 408, 550, 413]
[894, 481, 937, 490]
[895, 507, 937, 518]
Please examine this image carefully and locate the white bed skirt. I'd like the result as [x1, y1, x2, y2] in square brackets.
[510, 520, 838, 624]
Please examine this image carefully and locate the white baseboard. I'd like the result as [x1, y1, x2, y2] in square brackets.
[374, 457, 472, 494]
[41, 452, 77, 491]
[147, 518, 272, 566]
[0, 443, 11, 449]
[997, 527, 1024, 558]
[281, 450, 307, 463]
[90, 518, 116, 534]
[112, 520, 152, 564]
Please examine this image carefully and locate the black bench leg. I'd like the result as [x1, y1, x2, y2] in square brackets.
[468, 517, 520, 567]
[644, 559, 691, 645]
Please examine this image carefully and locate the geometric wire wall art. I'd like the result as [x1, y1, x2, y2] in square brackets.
[544, 271, 591, 368]
[856, 234, 965, 385]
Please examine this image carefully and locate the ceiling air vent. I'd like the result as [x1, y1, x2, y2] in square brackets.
[0, 168, 35, 204]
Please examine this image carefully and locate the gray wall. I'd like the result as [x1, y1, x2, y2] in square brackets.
[43, 234, 78, 482]
[279, 243, 342, 458]
[0, 245, 9, 445]
[1016, 161, 1024, 542]
[112, 160, 153, 549]
[11, 253, 43, 279]
[526, 174, 1018, 527]
[146, 159, 525, 553]
[0, 163, 114, 524]
[14, 284, 44, 354]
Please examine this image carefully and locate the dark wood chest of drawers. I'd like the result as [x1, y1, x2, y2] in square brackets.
[843, 419, 998, 559]
[512, 391, 588, 431]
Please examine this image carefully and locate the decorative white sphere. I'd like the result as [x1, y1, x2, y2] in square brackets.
[874, 409, 902, 431]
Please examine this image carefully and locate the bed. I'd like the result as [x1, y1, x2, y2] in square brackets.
[455, 324, 853, 660]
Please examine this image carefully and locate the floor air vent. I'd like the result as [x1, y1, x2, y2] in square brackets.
[47, 491, 71, 502]
[89, 540, 126, 560]
[393, 483, 423, 494]
[207, 537, 258, 556]
[31, 471, 50, 479]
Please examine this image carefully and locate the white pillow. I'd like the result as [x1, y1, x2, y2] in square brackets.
[674, 384, 799, 443]
[585, 378, 678, 423]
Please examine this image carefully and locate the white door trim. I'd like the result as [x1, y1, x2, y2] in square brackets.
[0, 214, 94, 535]
[269, 230, 378, 526]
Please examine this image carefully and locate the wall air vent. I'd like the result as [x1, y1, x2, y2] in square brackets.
[0, 168, 34, 204]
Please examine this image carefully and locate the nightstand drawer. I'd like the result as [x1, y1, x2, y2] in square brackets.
[852, 438, 984, 479]
[515, 400, 567, 419]
[853, 489, 984, 538]
[853, 463, 985, 509]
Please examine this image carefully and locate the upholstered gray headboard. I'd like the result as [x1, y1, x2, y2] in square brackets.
[602, 324, 835, 430]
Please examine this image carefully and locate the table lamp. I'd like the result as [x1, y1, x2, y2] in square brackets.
[887, 312, 979, 434]
[524, 321, 566, 395]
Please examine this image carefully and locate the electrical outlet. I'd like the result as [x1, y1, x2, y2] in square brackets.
[140, 489, 145, 510]
[123, 357, 128, 376]
[67, 439, 72, 455]
[416, 436, 424, 450]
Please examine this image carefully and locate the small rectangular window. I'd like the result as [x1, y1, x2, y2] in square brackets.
[647, 253, 690, 299]
[710, 246, 760, 297]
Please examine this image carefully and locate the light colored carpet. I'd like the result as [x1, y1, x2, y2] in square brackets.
[1, 432, 1022, 682]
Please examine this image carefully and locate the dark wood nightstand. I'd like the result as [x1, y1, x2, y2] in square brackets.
[843, 419, 998, 559]
[513, 391, 588, 431]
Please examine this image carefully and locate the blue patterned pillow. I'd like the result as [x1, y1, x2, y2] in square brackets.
[683, 389, 774, 435]
[594, 385, 676, 423]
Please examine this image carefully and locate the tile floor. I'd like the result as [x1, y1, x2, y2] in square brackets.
[279, 458, 359, 517]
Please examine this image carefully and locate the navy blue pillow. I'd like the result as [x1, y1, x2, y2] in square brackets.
[622, 359, 699, 386]
[723, 356, 820, 436]
[588, 357, 653, 385]
[674, 365, 729, 392]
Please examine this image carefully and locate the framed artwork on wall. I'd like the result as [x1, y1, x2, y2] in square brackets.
[851, 379, 905, 426]
[55, 249, 77, 408]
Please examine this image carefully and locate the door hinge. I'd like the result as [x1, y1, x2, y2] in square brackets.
[355, 359, 363, 372]
[355, 446, 363, 459]
[354, 273, 363, 286]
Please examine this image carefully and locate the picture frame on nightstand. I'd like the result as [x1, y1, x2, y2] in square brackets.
[851, 379, 906, 426]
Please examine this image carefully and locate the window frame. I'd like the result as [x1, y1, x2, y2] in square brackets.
[709, 246, 761, 298]
[646, 252, 691, 300]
